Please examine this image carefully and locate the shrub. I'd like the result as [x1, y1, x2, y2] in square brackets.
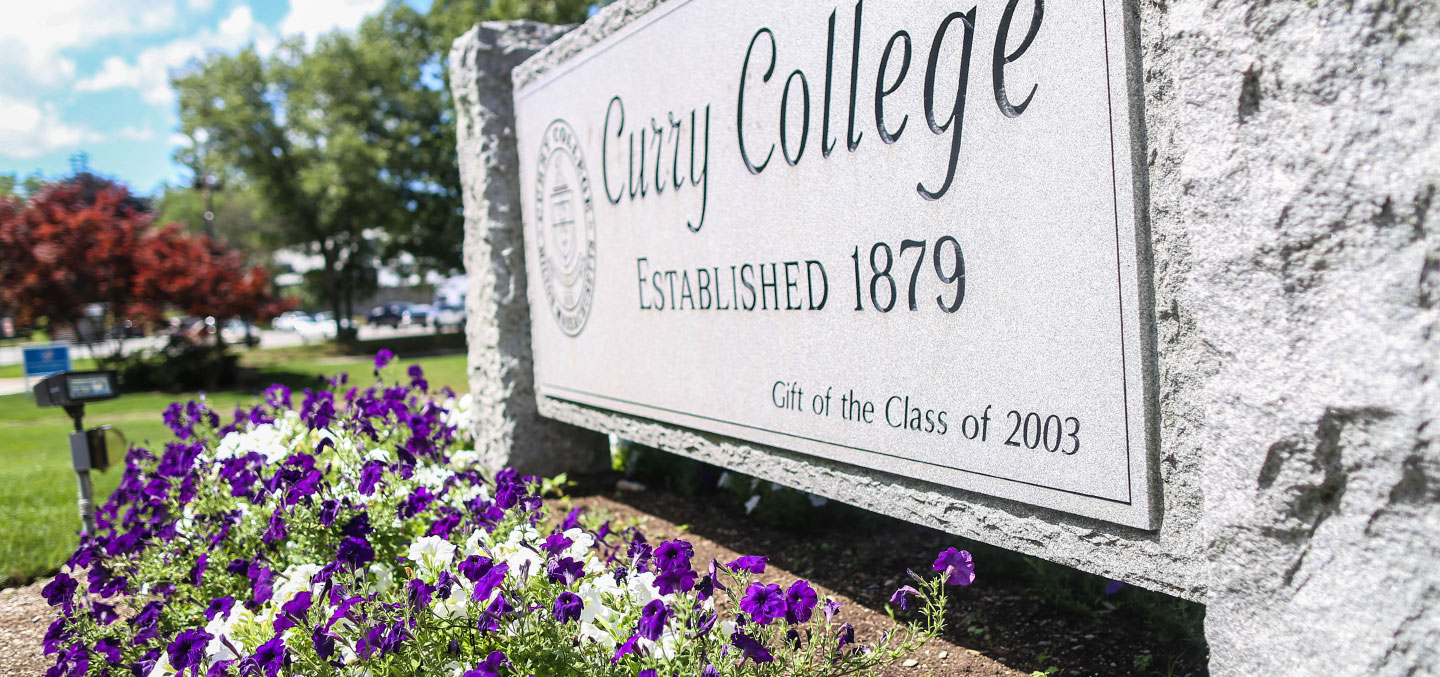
[102, 336, 240, 393]
[40, 354, 972, 676]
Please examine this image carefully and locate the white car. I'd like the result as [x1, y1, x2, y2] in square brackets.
[220, 319, 260, 345]
[293, 313, 338, 344]
[270, 311, 310, 332]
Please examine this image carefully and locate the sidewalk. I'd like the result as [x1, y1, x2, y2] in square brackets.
[0, 379, 27, 397]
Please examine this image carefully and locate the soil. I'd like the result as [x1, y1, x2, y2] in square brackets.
[576, 485, 1209, 677]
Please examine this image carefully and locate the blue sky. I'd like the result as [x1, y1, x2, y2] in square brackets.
[0, 0, 428, 196]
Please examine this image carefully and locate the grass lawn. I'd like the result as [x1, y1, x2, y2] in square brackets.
[0, 348, 467, 587]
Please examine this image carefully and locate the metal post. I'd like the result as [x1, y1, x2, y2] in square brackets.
[64, 404, 96, 537]
[75, 471, 96, 537]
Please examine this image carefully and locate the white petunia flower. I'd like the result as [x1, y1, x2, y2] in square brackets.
[449, 449, 481, 470]
[407, 536, 457, 574]
[562, 528, 595, 560]
[369, 563, 394, 593]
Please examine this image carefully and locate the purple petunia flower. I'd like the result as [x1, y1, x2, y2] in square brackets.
[636, 599, 672, 641]
[547, 557, 585, 586]
[275, 592, 313, 633]
[190, 553, 208, 586]
[553, 591, 583, 623]
[262, 509, 288, 546]
[41, 573, 77, 613]
[471, 562, 509, 604]
[639, 671, 657, 677]
[357, 462, 386, 496]
[731, 629, 774, 664]
[462, 650, 509, 677]
[248, 563, 275, 607]
[836, 622, 857, 653]
[542, 531, 573, 556]
[728, 555, 769, 574]
[561, 507, 585, 531]
[932, 547, 976, 586]
[436, 571, 457, 600]
[822, 597, 842, 623]
[889, 585, 921, 611]
[342, 511, 372, 538]
[653, 566, 698, 595]
[248, 635, 286, 677]
[90, 602, 118, 626]
[785, 579, 818, 624]
[653, 540, 694, 571]
[93, 638, 122, 664]
[336, 536, 374, 569]
[374, 349, 395, 373]
[458, 555, 493, 582]
[406, 579, 435, 612]
[130, 601, 164, 643]
[611, 634, 644, 664]
[312, 626, 337, 660]
[1105, 580, 1126, 596]
[740, 582, 787, 626]
[205, 596, 235, 621]
[167, 628, 213, 672]
[319, 499, 340, 527]
[701, 665, 720, 677]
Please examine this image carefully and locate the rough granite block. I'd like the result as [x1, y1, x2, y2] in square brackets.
[449, 21, 609, 477]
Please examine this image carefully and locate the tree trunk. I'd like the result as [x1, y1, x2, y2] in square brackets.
[322, 243, 344, 344]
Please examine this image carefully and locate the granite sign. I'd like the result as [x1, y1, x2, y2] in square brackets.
[513, 0, 1155, 528]
[455, 0, 1440, 672]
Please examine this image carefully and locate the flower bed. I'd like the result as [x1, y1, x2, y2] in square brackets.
[40, 354, 973, 676]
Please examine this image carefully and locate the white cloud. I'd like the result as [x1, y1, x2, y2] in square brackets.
[74, 6, 274, 106]
[0, 0, 185, 94]
[0, 95, 103, 159]
[280, 0, 385, 46]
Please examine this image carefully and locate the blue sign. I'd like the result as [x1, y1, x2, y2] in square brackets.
[22, 345, 71, 377]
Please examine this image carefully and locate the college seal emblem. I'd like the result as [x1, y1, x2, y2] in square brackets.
[534, 119, 598, 337]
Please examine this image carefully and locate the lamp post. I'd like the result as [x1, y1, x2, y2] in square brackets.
[33, 371, 120, 537]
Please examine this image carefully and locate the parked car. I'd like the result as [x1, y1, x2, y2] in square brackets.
[293, 313, 338, 344]
[368, 304, 405, 328]
[407, 304, 432, 327]
[107, 320, 146, 339]
[368, 303, 426, 328]
[220, 319, 260, 346]
[271, 311, 310, 332]
[432, 301, 466, 332]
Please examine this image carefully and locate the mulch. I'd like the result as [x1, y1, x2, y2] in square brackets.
[0, 580, 52, 675]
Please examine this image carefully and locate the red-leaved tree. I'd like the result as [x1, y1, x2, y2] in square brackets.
[0, 177, 148, 332]
[131, 224, 286, 327]
[0, 174, 286, 339]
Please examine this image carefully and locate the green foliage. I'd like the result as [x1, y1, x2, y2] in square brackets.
[153, 182, 282, 259]
[0, 171, 46, 204]
[100, 337, 240, 393]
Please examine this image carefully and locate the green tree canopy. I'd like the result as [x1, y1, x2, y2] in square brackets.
[171, 0, 610, 329]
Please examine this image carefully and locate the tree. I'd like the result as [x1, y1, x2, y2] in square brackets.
[154, 181, 282, 261]
[131, 224, 284, 330]
[0, 175, 149, 334]
[170, 0, 614, 331]
[174, 36, 408, 335]
[0, 173, 284, 342]
[0, 171, 47, 204]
